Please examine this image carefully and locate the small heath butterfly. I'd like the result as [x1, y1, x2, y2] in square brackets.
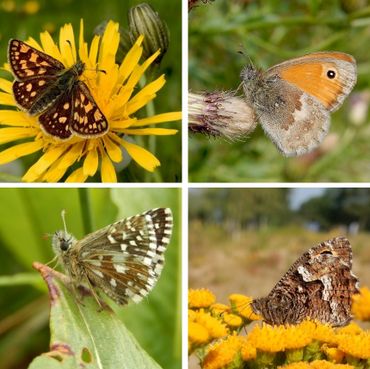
[241, 52, 357, 156]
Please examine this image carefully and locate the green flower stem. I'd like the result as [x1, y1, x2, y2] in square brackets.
[0, 273, 42, 286]
[78, 188, 92, 234]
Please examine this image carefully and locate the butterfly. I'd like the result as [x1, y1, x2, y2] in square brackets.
[52, 208, 173, 306]
[241, 52, 357, 156]
[8, 39, 108, 140]
[251, 237, 359, 326]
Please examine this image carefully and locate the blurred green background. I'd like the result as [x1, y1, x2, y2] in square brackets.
[0, 188, 181, 369]
[0, 0, 181, 182]
[189, 0, 370, 182]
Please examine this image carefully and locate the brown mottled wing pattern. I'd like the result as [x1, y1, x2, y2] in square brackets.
[251, 237, 359, 326]
[73, 208, 173, 305]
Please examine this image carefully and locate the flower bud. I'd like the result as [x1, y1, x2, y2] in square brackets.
[128, 3, 169, 64]
[189, 91, 257, 140]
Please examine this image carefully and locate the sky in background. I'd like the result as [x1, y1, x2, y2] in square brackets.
[289, 188, 325, 210]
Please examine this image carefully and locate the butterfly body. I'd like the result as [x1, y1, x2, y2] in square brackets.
[8, 39, 108, 140]
[251, 237, 359, 327]
[52, 208, 173, 306]
[241, 52, 357, 156]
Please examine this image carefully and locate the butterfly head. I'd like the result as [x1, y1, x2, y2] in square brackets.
[52, 210, 77, 256]
[52, 230, 77, 255]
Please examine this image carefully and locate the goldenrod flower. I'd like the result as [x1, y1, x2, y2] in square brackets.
[283, 320, 313, 350]
[311, 322, 337, 344]
[240, 340, 257, 361]
[352, 287, 370, 321]
[189, 288, 216, 309]
[337, 322, 363, 336]
[203, 335, 245, 369]
[0, 20, 180, 182]
[229, 293, 261, 321]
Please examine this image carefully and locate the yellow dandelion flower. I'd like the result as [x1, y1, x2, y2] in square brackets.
[192, 310, 228, 339]
[352, 287, 370, 321]
[222, 313, 243, 328]
[247, 323, 286, 352]
[336, 331, 370, 359]
[189, 321, 210, 346]
[203, 335, 245, 369]
[321, 344, 345, 363]
[188, 309, 197, 322]
[189, 288, 216, 309]
[229, 293, 261, 321]
[0, 20, 180, 182]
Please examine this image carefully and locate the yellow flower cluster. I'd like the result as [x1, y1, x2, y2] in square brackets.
[188, 288, 370, 369]
[352, 287, 370, 321]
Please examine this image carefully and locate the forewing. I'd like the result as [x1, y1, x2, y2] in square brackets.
[38, 90, 73, 140]
[267, 52, 357, 112]
[8, 39, 65, 80]
[12, 76, 58, 111]
[77, 208, 173, 305]
[70, 81, 108, 138]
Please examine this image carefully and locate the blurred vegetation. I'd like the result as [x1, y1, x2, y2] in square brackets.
[0, 188, 181, 369]
[189, 188, 370, 231]
[189, 0, 370, 182]
[0, 0, 181, 182]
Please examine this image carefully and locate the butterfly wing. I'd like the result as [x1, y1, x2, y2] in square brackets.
[69, 81, 109, 138]
[38, 89, 74, 140]
[75, 208, 173, 305]
[8, 39, 65, 81]
[252, 237, 359, 326]
[267, 52, 357, 112]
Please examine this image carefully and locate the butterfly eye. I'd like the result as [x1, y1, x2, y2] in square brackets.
[326, 70, 336, 79]
[60, 240, 70, 251]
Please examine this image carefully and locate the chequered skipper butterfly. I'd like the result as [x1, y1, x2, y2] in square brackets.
[52, 208, 173, 306]
[8, 39, 108, 140]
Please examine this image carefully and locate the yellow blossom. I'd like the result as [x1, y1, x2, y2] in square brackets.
[189, 288, 216, 309]
[321, 344, 345, 363]
[192, 310, 228, 339]
[222, 313, 243, 328]
[240, 340, 257, 361]
[336, 331, 370, 359]
[0, 20, 180, 182]
[210, 303, 230, 316]
[229, 293, 261, 321]
[311, 322, 337, 344]
[189, 321, 210, 346]
[279, 361, 354, 369]
[352, 287, 370, 321]
[247, 323, 286, 352]
[203, 335, 245, 369]
[283, 320, 313, 349]
[337, 322, 363, 336]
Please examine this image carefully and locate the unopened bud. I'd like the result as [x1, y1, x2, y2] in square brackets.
[189, 91, 257, 140]
[128, 3, 169, 64]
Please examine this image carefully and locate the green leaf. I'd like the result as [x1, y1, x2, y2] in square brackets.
[28, 263, 162, 369]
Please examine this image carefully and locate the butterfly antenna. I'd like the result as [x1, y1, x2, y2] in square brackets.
[61, 209, 68, 234]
